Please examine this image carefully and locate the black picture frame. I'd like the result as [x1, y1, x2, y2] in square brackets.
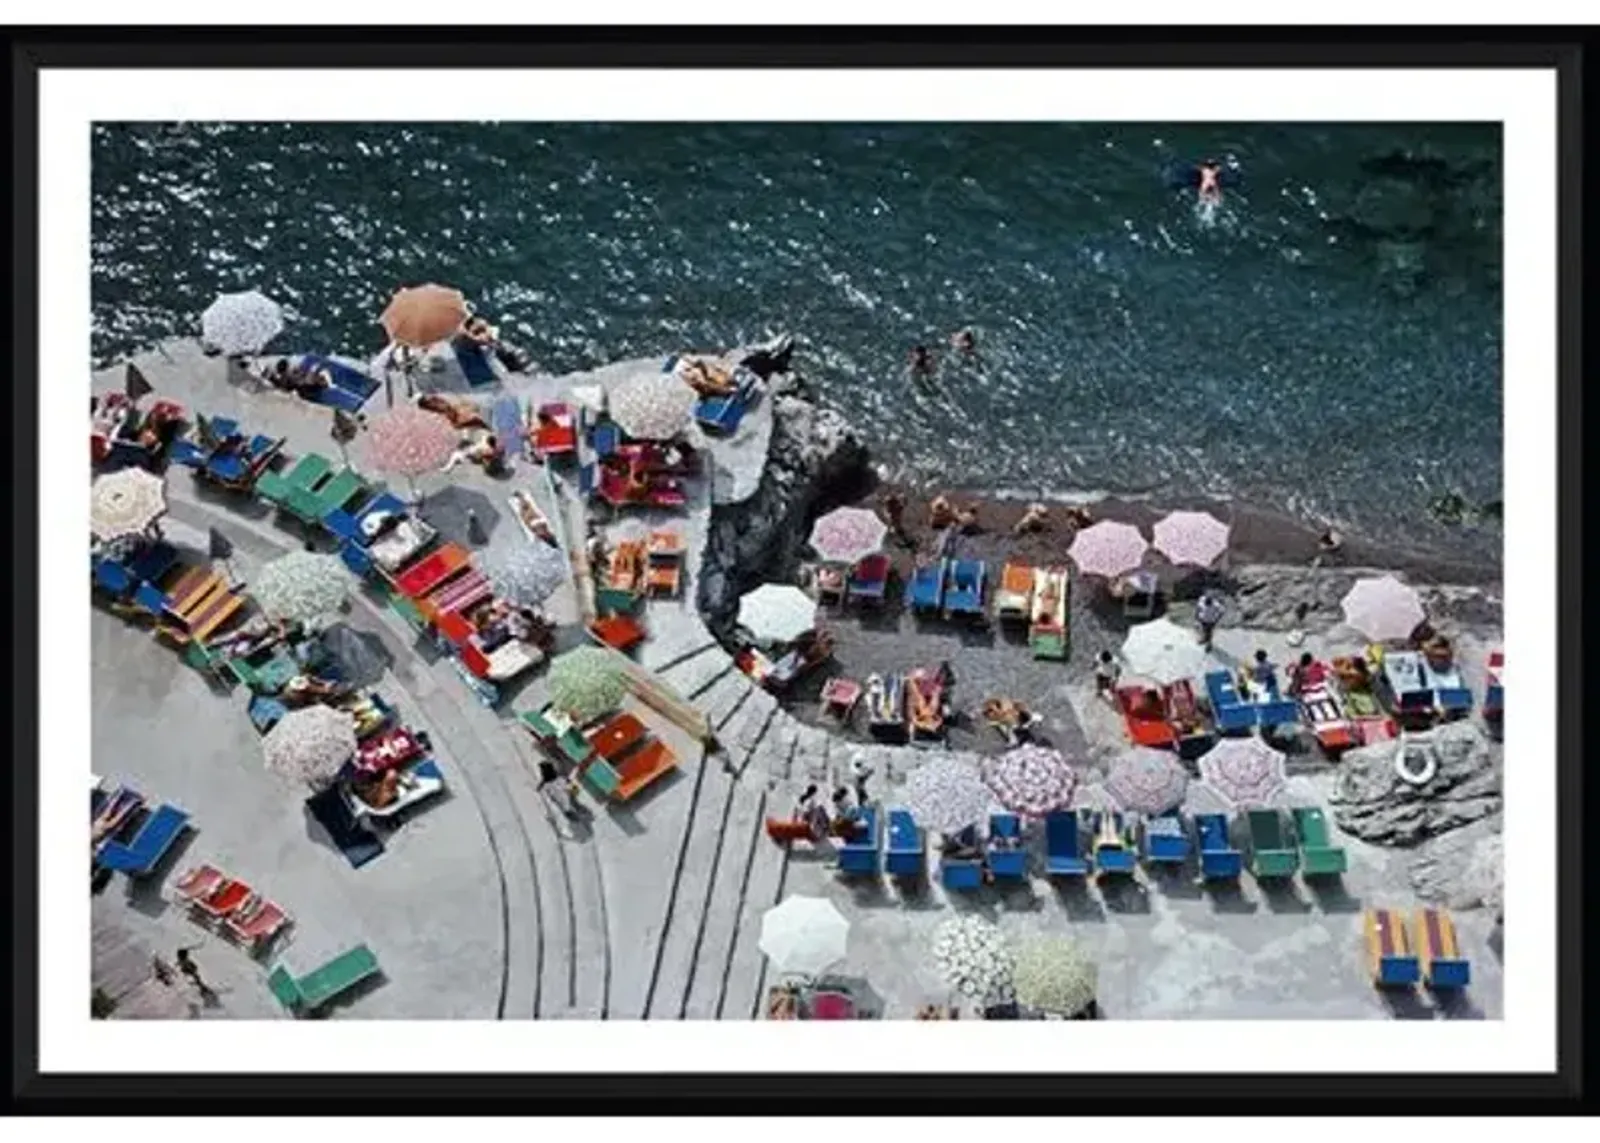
[8, 24, 1587, 1114]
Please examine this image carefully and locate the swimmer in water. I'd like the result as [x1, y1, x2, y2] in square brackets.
[908, 344, 935, 378]
[1197, 159, 1223, 206]
[949, 328, 976, 354]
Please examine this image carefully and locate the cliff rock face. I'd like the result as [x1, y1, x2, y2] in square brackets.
[697, 370, 870, 633]
[1406, 816, 1503, 912]
[1328, 719, 1501, 847]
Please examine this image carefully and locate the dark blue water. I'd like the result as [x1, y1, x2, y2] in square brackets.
[90, 122, 1502, 562]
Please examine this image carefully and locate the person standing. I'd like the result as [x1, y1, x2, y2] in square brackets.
[881, 488, 909, 545]
[849, 755, 874, 807]
[174, 946, 215, 1002]
[1093, 650, 1122, 702]
[1195, 591, 1225, 651]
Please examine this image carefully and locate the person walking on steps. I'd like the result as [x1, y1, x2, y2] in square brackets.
[1195, 591, 1225, 651]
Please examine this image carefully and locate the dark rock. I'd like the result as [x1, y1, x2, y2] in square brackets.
[1329, 720, 1501, 847]
[1407, 816, 1502, 910]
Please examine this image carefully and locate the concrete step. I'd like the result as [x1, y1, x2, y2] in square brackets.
[682, 781, 769, 1019]
[716, 796, 791, 1020]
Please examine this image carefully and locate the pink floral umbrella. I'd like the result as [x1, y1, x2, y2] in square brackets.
[1102, 748, 1190, 815]
[808, 507, 889, 565]
[903, 756, 994, 834]
[1197, 736, 1288, 808]
[980, 745, 1079, 818]
[361, 406, 459, 498]
[1340, 575, 1426, 642]
[1067, 520, 1149, 579]
[1151, 510, 1231, 568]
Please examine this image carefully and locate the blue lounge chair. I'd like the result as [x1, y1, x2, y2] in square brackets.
[1044, 810, 1089, 877]
[1205, 670, 1258, 734]
[835, 805, 881, 876]
[1142, 811, 1190, 868]
[695, 372, 759, 436]
[491, 395, 523, 450]
[1254, 675, 1300, 729]
[96, 804, 190, 875]
[93, 558, 134, 598]
[133, 580, 172, 615]
[126, 541, 179, 585]
[908, 561, 946, 614]
[885, 809, 926, 879]
[986, 812, 1028, 880]
[940, 854, 984, 891]
[324, 490, 407, 546]
[454, 341, 499, 386]
[302, 355, 381, 399]
[168, 438, 208, 469]
[249, 693, 288, 734]
[1194, 813, 1243, 880]
[943, 559, 987, 618]
[590, 422, 622, 459]
[1091, 812, 1138, 876]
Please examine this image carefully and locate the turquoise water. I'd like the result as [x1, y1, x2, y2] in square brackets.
[90, 122, 1502, 561]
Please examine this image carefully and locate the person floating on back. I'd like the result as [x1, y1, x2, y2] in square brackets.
[1197, 159, 1224, 206]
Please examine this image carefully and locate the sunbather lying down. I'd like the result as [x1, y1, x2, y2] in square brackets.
[283, 674, 351, 706]
[416, 392, 489, 429]
[676, 357, 736, 395]
[1013, 502, 1050, 535]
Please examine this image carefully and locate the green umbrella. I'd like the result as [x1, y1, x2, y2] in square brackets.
[252, 551, 350, 626]
[1012, 936, 1098, 1017]
[546, 645, 628, 725]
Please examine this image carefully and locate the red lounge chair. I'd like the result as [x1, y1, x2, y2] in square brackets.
[1116, 685, 1178, 748]
[192, 879, 255, 920]
[588, 613, 647, 652]
[533, 402, 577, 459]
[434, 606, 477, 650]
[765, 817, 819, 844]
[392, 543, 470, 599]
[613, 740, 679, 801]
[423, 568, 491, 624]
[225, 897, 291, 952]
[171, 863, 226, 903]
[806, 990, 858, 1020]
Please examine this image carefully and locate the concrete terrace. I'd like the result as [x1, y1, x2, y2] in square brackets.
[90, 340, 1502, 1020]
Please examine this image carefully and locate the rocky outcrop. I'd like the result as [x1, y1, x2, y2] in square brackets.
[1328, 720, 1502, 847]
[1406, 816, 1503, 911]
[696, 366, 871, 634]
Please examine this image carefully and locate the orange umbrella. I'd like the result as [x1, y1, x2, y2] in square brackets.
[379, 283, 468, 347]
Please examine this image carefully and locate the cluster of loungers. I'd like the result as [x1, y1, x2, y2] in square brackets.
[91, 391, 187, 470]
[92, 540, 250, 651]
[815, 553, 892, 608]
[1366, 907, 1472, 992]
[92, 781, 190, 879]
[851, 668, 947, 743]
[520, 703, 681, 804]
[172, 863, 293, 954]
[585, 530, 686, 652]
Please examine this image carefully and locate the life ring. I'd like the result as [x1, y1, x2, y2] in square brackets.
[1394, 744, 1437, 786]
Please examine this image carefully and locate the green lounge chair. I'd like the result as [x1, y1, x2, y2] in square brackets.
[267, 944, 381, 1017]
[285, 466, 367, 526]
[1245, 809, 1300, 880]
[227, 644, 300, 694]
[257, 453, 335, 511]
[1290, 806, 1349, 877]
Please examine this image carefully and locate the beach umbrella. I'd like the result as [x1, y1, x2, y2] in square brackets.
[546, 645, 628, 725]
[980, 744, 1079, 818]
[807, 507, 889, 565]
[262, 705, 358, 790]
[759, 895, 850, 978]
[1012, 936, 1098, 1017]
[1067, 520, 1149, 579]
[902, 755, 993, 834]
[90, 468, 166, 541]
[480, 541, 568, 607]
[1103, 747, 1190, 816]
[362, 406, 458, 498]
[608, 372, 698, 441]
[1340, 575, 1426, 642]
[931, 915, 1015, 1005]
[736, 583, 818, 646]
[124, 363, 154, 401]
[380, 283, 467, 347]
[1151, 509, 1231, 568]
[1197, 736, 1288, 809]
[201, 289, 284, 356]
[252, 551, 349, 626]
[1120, 616, 1211, 684]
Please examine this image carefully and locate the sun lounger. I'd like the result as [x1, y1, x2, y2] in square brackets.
[646, 532, 684, 597]
[588, 613, 647, 652]
[814, 563, 847, 607]
[865, 673, 907, 741]
[93, 556, 136, 600]
[804, 989, 858, 1020]
[420, 567, 491, 625]
[995, 561, 1034, 625]
[392, 542, 470, 599]
[347, 758, 446, 823]
[1044, 810, 1089, 877]
[452, 340, 499, 386]
[490, 394, 524, 453]
[1116, 684, 1179, 748]
[695, 370, 759, 435]
[1253, 675, 1300, 730]
[835, 805, 882, 876]
[257, 452, 334, 510]
[1164, 679, 1212, 755]
[95, 803, 189, 875]
[126, 541, 179, 586]
[267, 944, 382, 1017]
[908, 560, 946, 614]
[248, 693, 288, 734]
[590, 420, 622, 459]
[886, 809, 926, 879]
[353, 725, 427, 778]
[1365, 908, 1421, 988]
[845, 553, 891, 606]
[1289, 805, 1348, 878]
[1412, 907, 1471, 990]
[171, 863, 226, 904]
[301, 355, 381, 399]
[1205, 669, 1258, 733]
[1142, 811, 1190, 869]
[91, 786, 145, 849]
[1483, 650, 1503, 721]
[520, 706, 595, 769]
[203, 433, 285, 490]
[1194, 812, 1243, 881]
[291, 467, 368, 528]
[907, 668, 945, 742]
[1423, 658, 1473, 717]
[224, 896, 292, 953]
[324, 490, 407, 547]
[594, 738, 681, 802]
[533, 402, 578, 459]
[1091, 811, 1137, 876]
[1297, 681, 1357, 753]
[986, 813, 1028, 880]
[1381, 650, 1435, 718]
[226, 643, 300, 693]
[191, 877, 256, 921]
[1119, 569, 1159, 620]
[942, 558, 987, 619]
[1245, 809, 1299, 880]
[940, 852, 984, 891]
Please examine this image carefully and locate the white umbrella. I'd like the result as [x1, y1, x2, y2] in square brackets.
[262, 705, 357, 789]
[90, 468, 167, 541]
[480, 541, 568, 606]
[1151, 510, 1231, 568]
[1197, 736, 1288, 808]
[252, 551, 350, 626]
[1103, 747, 1190, 816]
[1013, 936, 1098, 1017]
[1121, 616, 1211, 684]
[736, 583, 817, 646]
[759, 895, 850, 977]
[902, 756, 994, 834]
[931, 915, 1015, 1005]
[201, 290, 284, 356]
[1340, 575, 1426, 642]
[808, 507, 889, 565]
[1067, 520, 1149, 579]
[608, 372, 698, 441]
